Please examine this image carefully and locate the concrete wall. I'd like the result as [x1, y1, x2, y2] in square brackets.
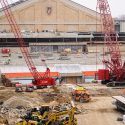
[0, 0, 102, 32]
[62, 76, 83, 84]
[120, 22, 125, 32]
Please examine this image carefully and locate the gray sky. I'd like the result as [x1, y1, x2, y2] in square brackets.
[72, 0, 125, 17]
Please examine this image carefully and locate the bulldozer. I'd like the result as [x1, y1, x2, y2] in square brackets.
[71, 86, 91, 103]
[16, 105, 77, 125]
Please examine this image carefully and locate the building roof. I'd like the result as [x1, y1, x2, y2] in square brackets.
[0, 0, 98, 17]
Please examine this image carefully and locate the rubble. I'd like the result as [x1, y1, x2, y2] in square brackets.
[0, 83, 124, 125]
[0, 115, 8, 125]
[0, 96, 44, 125]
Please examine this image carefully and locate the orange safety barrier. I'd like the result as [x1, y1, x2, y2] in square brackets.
[83, 71, 97, 76]
[4, 71, 97, 78]
[4, 72, 60, 78]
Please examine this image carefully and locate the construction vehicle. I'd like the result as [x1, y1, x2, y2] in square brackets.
[97, 0, 125, 86]
[25, 83, 34, 92]
[15, 83, 23, 92]
[15, 83, 34, 92]
[0, 0, 55, 88]
[71, 86, 91, 103]
[1, 48, 10, 54]
[16, 106, 77, 125]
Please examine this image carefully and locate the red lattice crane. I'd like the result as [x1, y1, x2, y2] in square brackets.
[97, 0, 125, 86]
[0, 0, 55, 87]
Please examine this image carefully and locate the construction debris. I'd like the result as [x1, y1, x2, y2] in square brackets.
[0, 95, 44, 125]
[16, 103, 77, 125]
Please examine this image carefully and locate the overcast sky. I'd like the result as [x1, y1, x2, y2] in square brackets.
[72, 0, 125, 18]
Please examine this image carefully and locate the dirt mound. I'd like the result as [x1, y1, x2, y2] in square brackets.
[0, 115, 8, 124]
[0, 95, 44, 125]
[3, 96, 36, 109]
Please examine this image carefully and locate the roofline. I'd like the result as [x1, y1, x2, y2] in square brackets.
[0, 0, 97, 12]
[0, 0, 100, 20]
[70, 0, 97, 14]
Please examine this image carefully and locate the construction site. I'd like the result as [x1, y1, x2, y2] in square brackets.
[0, 0, 125, 125]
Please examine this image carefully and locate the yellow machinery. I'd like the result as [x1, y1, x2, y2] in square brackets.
[72, 86, 91, 103]
[16, 107, 77, 125]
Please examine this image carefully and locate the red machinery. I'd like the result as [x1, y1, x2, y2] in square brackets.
[0, 0, 55, 87]
[1, 48, 10, 54]
[97, 0, 125, 86]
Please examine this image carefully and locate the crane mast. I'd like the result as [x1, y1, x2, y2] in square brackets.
[97, 0, 125, 82]
[0, 0, 55, 86]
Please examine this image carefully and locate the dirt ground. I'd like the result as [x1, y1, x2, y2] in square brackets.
[0, 84, 124, 125]
[76, 97, 122, 125]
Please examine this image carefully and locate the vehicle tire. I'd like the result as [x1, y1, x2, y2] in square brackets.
[101, 80, 110, 85]
[117, 117, 123, 121]
[106, 82, 115, 87]
[72, 96, 75, 101]
[79, 97, 84, 103]
[84, 93, 90, 101]
[101, 80, 107, 84]
[116, 106, 121, 111]
[33, 86, 37, 90]
[80, 94, 89, 103]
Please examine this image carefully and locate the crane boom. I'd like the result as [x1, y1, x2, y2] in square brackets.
[0, 0, 55, 86]
[97, 0, 125, 81]
[0, 0, 40, 79]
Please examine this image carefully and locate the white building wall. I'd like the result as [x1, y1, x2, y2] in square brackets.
[120, 22, 125, 32]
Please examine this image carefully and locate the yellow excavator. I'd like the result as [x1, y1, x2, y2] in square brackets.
[16, 105, 77, 125]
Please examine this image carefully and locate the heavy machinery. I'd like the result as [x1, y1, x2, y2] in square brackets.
[15, 83, 34, 92]
[1, 48, 10, 54]
[15, 83, 23, 92]
[16, 106, 77, 125]
[25, 83, 34, 92]
[0, 0, 55, 88]
[71, 86, 91, 103]
[97, 0, 125, 86]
